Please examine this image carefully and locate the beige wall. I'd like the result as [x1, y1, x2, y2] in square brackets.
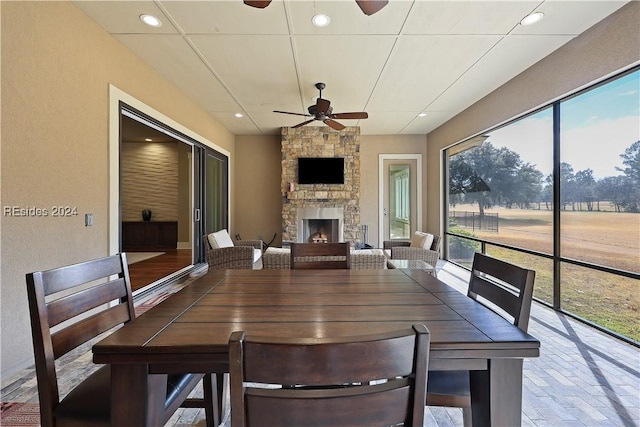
[1, 1, 234, 377]
[233, 133, 429, 249]
[234, 135, 283, 246]
[426, 2, 640, 237]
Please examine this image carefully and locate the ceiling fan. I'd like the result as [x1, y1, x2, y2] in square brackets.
[274, 83, 369, 130]
[244, 0, 388, 16]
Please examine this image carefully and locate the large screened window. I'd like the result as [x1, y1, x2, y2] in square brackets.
[445, 67, 639, 344]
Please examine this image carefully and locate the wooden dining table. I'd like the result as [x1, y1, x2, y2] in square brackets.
[93, 268, 540, 427]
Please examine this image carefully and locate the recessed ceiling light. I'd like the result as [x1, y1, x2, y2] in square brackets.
[311, 14, 330, 27]
[418, 113, 427, 117]
[520, 12, 544, 26]
[140, 14, 162, 27]
[145, 138, 153, 142]
[234, 113, 244, 118]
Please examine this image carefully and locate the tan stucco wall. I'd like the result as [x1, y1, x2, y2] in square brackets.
[425, 1, 640, 236]
[233, 133, 429, 249]
[1, 1, 233, 377]
[234, 134, 283, 246]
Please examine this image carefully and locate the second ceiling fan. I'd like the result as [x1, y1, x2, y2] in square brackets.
[274, 83, 368, 130]
[244, 0, 389, 16]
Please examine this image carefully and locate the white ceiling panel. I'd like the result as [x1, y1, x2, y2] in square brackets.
[73, 1, 179, 34]
[400, 111, 458, 134]
[189, 34, 300, 111]
[114, 34, 241, 112]
[287, 0, 413, 35]
[358, 111, 421, 134]
[293, 35, 398, 111]
[161, 0, 290, 34]
[367, 35, 502, 111]
[212, 112, 262, 134]
[427, 34, 575, 113]
[511, 1, 628, 35]
[402, 1, 539, 35]
[71, 0, 631, 135]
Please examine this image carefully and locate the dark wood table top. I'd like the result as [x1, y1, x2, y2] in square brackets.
[93, 269, 539, 368]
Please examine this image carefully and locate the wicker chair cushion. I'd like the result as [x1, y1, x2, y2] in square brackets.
[209, 229, 234, 249]
[410, 231, 434, 250]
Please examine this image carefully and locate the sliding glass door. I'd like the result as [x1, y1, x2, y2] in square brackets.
[120, 104, 228, 291]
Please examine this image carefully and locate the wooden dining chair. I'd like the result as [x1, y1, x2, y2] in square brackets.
[289, 242, 351, 269]
[426, 252, 536, 427]
[229, 324, 430, 427]
[26, 253, 217, 427]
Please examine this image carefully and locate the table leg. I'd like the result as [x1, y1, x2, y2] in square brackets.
[216, 373, 226, 426]
[470, 358, 523, 426]
[110, 364, 166, 426]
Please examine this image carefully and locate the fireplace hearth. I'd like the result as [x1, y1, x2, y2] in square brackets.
[297, 207, 344, 243]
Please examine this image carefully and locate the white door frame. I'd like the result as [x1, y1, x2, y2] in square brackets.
[378, 154, 422, 248]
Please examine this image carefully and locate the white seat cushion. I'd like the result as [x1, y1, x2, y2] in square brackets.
[410, 231, 434, 250]
[209, 229, 234, 249]
[253, 248, 262, 263]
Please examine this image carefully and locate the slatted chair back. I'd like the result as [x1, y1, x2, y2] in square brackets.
[426, 253, 536, 426]
[467, 252, 536, 332]
[26, 253, 217, 427]
[26, 253, 135, 427]
[289, 242, 351, 269]
[229, 325, 430, 427]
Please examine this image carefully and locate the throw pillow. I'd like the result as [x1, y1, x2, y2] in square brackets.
[207, 233, 219, 249]
[211, 229, 234, 248]
[410, 231, 434, 250]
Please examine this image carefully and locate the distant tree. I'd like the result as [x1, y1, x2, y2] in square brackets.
[615, 141, 640, 212]
[597, 176, 630, 212]
[541, 174, 553, 210]
[559, 162, 576, 211]
[574, 169, 597, 211]
[448, 142, 543, 215]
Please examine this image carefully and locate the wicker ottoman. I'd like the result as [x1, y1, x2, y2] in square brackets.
[263, 247, 386, 270]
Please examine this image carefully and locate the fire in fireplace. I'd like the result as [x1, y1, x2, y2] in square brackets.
[297, 207, 344, 243]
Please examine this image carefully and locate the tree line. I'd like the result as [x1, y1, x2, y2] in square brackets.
[449, 140, 640, 214]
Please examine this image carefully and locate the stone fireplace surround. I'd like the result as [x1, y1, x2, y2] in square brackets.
[281, 126, 360, 245]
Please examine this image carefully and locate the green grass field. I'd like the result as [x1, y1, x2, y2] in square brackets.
[450, 205, 639, 342]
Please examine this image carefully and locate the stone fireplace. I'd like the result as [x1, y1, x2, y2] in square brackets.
[281, 126, 360, 245]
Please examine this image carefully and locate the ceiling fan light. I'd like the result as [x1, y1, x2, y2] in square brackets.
[140, 14, 162, 27]
[520, 12, 544, 26]
[312, 14, 330, 27]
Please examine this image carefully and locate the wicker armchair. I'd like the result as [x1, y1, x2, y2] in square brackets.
[202, 235, 263, 270]
[383, 234, 441, 276]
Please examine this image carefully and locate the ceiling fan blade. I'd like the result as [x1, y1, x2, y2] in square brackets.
[324, 119, 345, 130]
[274, 110, 312, 117]
[316, 98, 331, 114]
[244, 0, 271, 8]
[332, 112, 369, 120]
[355, 0, 389, 15]
[292, 119, 315, 128]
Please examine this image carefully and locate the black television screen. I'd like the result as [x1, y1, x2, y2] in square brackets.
[298, 157, 344, 184]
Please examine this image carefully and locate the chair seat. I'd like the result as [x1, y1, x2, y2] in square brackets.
[54, 366, 111, 426]
[54, 365, 202, 426]
[426, 370, 471, 408]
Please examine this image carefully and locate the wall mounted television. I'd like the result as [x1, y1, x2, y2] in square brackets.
[297, 157, 345, 184]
